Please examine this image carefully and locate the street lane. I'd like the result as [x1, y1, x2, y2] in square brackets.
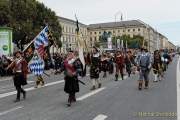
[0, 58, 178, 120]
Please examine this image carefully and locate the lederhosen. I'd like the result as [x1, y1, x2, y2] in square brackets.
[153, 55, 162, 75]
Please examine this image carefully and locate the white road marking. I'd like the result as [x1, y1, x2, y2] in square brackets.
[77, 87, 106, 101]
[0, 80, 64, 99]
[93, 114, 108, 120]
[177, 57, 180, 120]
[0, 106, 23, 116]
[27, 81, 35, 84]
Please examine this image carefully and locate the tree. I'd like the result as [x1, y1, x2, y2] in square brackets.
[0, 0, 62, 48]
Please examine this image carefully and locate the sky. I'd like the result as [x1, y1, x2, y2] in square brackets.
[38, 0, 180, 45]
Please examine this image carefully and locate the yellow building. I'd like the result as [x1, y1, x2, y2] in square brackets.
[88, 20, 162, 52]
[53, 17, 175, 53]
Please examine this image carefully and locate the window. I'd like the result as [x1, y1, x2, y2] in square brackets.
[133, 29, 135, 32]
[118, 30, 120, 32]
[90, 37, 92, 41]
[94, 32, 96, 34]
[66, 27, 68, 33]
[90, 32, 92, 35]
[94, 37, 97, 41]
[123, 30, 125, 32]
[128, 29, 130, 32]
[138, 28, 141, 31]
[99, 32, 101, 34]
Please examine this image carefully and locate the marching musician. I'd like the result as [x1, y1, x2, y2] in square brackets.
[90, 47, 101, 90]
[6, 51, 28, 102]
[152, 50, 163, 82]
[62, 51, 83, 107]
[115, 50, 125, 81]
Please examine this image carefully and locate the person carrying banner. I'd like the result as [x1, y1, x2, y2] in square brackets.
[90, 46, 101, 90]
[29, 52, 45, 88]
[115, 50, 125, 81]
[6, 51, 28, 102]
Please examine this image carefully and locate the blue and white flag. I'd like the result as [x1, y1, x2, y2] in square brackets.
[28, 52, 45, 76]
[34, 26, 49, 58]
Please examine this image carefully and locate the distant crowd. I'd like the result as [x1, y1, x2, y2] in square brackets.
[0, 48, 176, 77]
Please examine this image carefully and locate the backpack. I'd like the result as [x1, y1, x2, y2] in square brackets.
[139, 54, 150, 70]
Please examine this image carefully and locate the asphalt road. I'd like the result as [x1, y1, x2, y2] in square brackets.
[0, 56, 179, 120]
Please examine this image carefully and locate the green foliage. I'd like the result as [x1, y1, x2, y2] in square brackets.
[0, 0, 62, 47]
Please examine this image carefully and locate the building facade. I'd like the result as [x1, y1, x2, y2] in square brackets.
[55, 17, 175, 53]
[58, 17, 88, 53]
[88, 20, 164, 52]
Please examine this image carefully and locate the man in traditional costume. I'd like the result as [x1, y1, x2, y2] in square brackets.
[115, 50, 125, 81]
[90, 47, 101, 90]
[6, 51, 28, 102]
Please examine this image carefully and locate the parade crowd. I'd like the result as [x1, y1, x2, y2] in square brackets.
[3, 47, 175, 107]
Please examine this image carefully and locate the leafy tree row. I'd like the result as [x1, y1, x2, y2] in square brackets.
[0, 0, 62, 49]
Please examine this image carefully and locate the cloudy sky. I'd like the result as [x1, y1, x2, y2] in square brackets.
[38, 0, 180, 45]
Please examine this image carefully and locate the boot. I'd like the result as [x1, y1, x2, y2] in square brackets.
[98, 83, 102, 88]
[90, 86, 96, 90]
[67, 96, 72, 107]
[153, 74, 158, 82]
[23, 91, 26, 99]
[103, 72, 107, 78]
[41, 80, 45, 86]
[121, 73, 124, 80]
[145, 81, 149, 89]
[35, 81, 40, 88]
[14, 99, 20, 103]
[115, 74, 118, 81]
[138, 81, 143, 90]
